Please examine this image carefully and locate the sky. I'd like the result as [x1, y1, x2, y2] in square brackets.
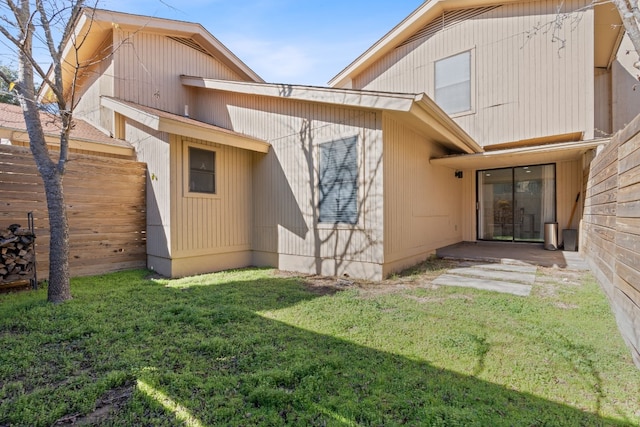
[93, 0, 426, 86]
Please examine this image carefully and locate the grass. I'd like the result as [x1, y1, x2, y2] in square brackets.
[0, 265, 639, 426]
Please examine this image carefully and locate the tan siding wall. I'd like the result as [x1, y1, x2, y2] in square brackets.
[0, 145, 146, 280]
[595, 68, 612, 138]
[123, 117, 172, 265]
[612, 35, 640, 133]
[112, 30, 243, 117]
[556, 159, 584, 244]
[353, 0, 595, 146]
[383, 114, 463, 272]
[74, 35, 115, 132]
[170, 136, 254, 257]
[194, 92, 385, 277]
[583, 115, 640, 367]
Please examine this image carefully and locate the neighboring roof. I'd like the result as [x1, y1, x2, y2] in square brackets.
[180, 75, 483, 154]
[101, 97, 270, 153]
[329, 0, 623, 88]
[41, 7, 263, 102]
[0, 103, 133, 157]
[430, 139, 607, 170]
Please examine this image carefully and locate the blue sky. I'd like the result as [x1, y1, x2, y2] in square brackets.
[98, 0, 425, 85]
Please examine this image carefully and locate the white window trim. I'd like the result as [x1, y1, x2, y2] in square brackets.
[433, 47, 476, 118]
[182, 140, 220, 199]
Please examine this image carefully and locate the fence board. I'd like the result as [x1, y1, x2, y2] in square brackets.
[583, 120, 640, 368]
[0, 145, 146, 280]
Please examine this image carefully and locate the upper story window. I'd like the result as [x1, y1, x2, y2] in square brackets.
[435, 50, 472, 115]
[319, 136, 358, 225]
[188, 146, 216, 194]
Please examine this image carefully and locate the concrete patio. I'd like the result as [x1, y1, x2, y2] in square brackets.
[436, 241, 589, 270]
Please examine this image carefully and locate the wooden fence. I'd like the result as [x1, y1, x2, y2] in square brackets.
[0, 144, 146, 281]
[583, 115, 640, 368]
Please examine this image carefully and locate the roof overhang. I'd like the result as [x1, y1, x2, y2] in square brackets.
[181, 75, 483, 154]
[430, 139, 607, 170]
[101, 96, 270, 153]
[594, 1, 624, 68]
[330, 0, 625, 87]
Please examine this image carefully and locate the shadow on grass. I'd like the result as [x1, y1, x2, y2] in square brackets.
[0, 269, 634, 426]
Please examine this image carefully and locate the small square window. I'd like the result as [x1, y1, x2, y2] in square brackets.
[435, 50, 472, 115]
[189, 147, 216, 194]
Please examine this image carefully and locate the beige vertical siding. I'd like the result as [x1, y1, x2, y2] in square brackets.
[556, 159, 583, 245]
[594, 68, 612, 138]
[194, 91, 385, 277]
[122, 117, 172, 268]
[353, 0, 595, 146]
[612, 35, 640, 133]
[169, 136, 254, 257]
[112, 30, 244, 117]
[383, 113, 463, 273]
[74, 34, 116, 132]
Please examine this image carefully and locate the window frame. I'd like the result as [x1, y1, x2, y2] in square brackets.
[317, 136, 360, 226]
[183, 142, 219, 199]
[434, 49, 475, 117]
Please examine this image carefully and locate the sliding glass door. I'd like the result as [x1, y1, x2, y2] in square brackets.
[477, 164, 555, 242]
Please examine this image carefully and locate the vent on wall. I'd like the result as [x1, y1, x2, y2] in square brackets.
[399, 5, 502, 48]
[167, 36, 214, 58]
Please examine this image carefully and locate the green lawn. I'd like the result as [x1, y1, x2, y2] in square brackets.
[1, 264, 639, 426]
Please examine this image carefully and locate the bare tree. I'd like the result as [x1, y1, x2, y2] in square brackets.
[0, 0, 89, 303]
[612, 0, 640, 69]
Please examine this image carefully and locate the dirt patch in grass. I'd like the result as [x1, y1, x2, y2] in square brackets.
[53, 383, 135, 426]
[275, 257, 459, 298]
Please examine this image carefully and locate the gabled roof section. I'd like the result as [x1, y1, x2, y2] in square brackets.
[0, 103, 133, 157]
[329, 0, 623, 87]
[101, 97, 270, 153]
[180, 75, 483, 154]
[41, 8, 263, 103]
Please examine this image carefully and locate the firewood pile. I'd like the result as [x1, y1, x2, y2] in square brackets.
[0, 223, 36, 285]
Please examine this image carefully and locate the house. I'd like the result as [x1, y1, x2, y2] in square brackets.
[51, 1, 633, 281]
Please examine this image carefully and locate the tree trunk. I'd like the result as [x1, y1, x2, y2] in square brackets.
[42, 171, 71, 303]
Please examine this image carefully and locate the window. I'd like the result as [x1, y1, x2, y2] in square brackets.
[188, 147, 216, 194]
[319, 137, 358, 224]
[435, 50, 472, 115]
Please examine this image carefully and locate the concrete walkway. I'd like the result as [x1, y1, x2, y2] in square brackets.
[433, 262, 536, 297]
[433, 241, 589, 296]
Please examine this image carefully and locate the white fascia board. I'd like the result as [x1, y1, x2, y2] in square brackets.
[101, 97, 270, 153]
[180, 76, 417, 111]
[430, 139, 607, 169]
[101, 96, 162, 130]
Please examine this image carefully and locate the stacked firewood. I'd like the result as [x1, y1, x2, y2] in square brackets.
[0, 224, 36, 284]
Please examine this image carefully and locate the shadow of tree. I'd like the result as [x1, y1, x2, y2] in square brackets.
[23, 271, 632, 425]
[2, 270, 632, 425]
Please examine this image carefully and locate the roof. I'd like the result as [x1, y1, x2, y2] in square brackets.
[430, 139, 607, 170]
[41, 7, 263, 102]
[0, 103, 133, 156]
[329, 0, 623, 88]
[180, 75, 483, 154]
[101, 97, 271, 153]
